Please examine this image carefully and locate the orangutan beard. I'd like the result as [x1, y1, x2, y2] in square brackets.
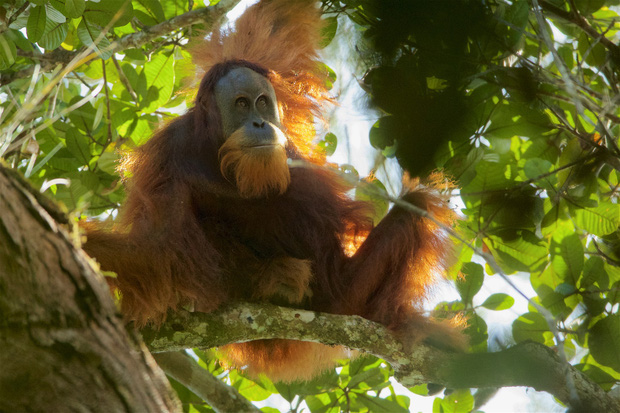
[218, 127, 291, 198]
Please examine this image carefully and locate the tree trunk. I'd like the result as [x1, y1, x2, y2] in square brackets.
[0, 165, 179, 412]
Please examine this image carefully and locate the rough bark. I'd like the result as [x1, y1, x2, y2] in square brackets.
[142, 303, 620, 412]
[0, 164, 179, 412]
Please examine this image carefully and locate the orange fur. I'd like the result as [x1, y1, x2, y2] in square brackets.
[192, 0, 330, 160]
[221, 341, 352, 383]
[194, 1, 323, 74]
[251, 257, 313, 304]
[219, 127, 290, 198]
[340, 175, 457, 329]
[82, 0, 465, 384]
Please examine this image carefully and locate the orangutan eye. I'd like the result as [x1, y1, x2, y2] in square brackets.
[236, 97, 250, 108]
[257, 95, 268, 107]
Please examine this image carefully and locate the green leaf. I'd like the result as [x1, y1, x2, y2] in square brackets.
[50, 0, 85, 18]
[65, 128, 91, 165]
[581, 256, 607, 289]
[555, 283, 576, 296]
[38, 20, 68, 50]
[84, 0, 133, 27]
[542, 288, 570, 320]
[434, 389, 474, 413]
[133, 0, 165, 25]
[589, 314, 620, 372]
[45, 3, 66, 23]
[610, 280, 620, 305]
[485, 101, 551, 140]
[502, 0, 528, 47]
[77, 19, 111, 60]
[63, 171, 94, 206]
[231, 374, 272, 402]
[318, 132, 337, 157]
[481, 293, 514, 310]
[68, 98, 97, 133]
[523, 133, 559, 160]
[574, 0, 605, 15]
[551, 232, 584, 283]
[274, 367, 338, 401]
[123, 48, 147, 64]
[347, 367, 385, 390]
[111, 106, 138, 133]
[120, 63, 147, 97]
[339, 163, 359, 184]
[607, 263, 620, 285]
[0, 34, 17, 70]
[142, 53, 175, 113]
[5, 30, 31, 53]
[320, 16, 338, 48]
[79, 170, 100, 192]
[426, 76, 448, 91]
[573, 202, 620, 236]
[575, 363, 617, 391]
[128, 118, 154, 145]
[48, 0, 66, 15]
[65, 0, 86, 18]
[523, 157, 556, 191]
[357, 393, 409, 412]
[355, 178, 389, 225]
[557, 139, 582, 187]
[369, 116, 397, 150]
[487, 232, 547, 272]
[306, 392, 341, 413]
[512, 312, 551, 344]
[583, 295, 607, 318]
[558, 45, 575, 69]
[523, 157, 552, 179]
[531, 265, 571, 318]
[321, 63, 337, 90]
[578, 31, 607, 67]
[27, 5, 47, 43]
[463, 160, 510, 193]
[541, 200, 573, 237]
[465, 313, 488, 350]
[456, 262, 484, 304]
[97, 151, 119, 175]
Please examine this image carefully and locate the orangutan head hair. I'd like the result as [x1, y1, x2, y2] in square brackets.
[192, 0, 331, 160]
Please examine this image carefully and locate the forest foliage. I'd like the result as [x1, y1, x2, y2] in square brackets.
[1, 0, 619, 411]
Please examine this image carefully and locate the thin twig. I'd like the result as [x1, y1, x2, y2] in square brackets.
[101, 59, 113, 145]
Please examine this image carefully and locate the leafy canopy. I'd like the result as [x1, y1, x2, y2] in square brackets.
[1, 0, 619, 410]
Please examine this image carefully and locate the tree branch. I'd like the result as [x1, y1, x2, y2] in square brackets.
[112, 0, 240, 51]
[0, 162, 180, 412]
[0, 0, 241, 87]
[153, 352, 261, 413]
[538, 0, 620, 57]
[141, 303, 620, 412]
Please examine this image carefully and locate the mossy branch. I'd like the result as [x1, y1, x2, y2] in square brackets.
[142, 303, 620, 412]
